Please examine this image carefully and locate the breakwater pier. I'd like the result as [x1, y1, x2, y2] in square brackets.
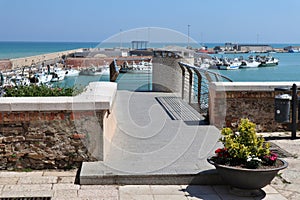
[0, 48, 84, 71]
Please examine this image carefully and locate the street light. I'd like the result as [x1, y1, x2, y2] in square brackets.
[187, 24, 191, 48]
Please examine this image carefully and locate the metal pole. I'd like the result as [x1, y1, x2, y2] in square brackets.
[291, 83, 297, 139]
[187, 25, 190, 48]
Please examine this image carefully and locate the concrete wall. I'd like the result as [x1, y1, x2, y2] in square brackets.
[0, 82, 117, 170]
[209, 82, 300, 132]
[152, 56, 193, 94]
[10, 49, 83, 69]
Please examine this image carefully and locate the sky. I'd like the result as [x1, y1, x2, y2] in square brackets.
[0, 0, 300, 43]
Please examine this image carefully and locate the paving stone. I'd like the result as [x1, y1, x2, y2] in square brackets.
[18, 176, 58, 184]
[78, 189, 118, 198]
[43, 170, 78, 177]
[150, 185, 184, 195]
[52, 183, 80, 190]
[3, 184, 52, 191]
[52, 198, 82, 200]
[262, 185, 280, 194]
[153, 195, 188, 200]
[57, 176, 76, 184]
[80, 185, 119, 190]
[0, 171, 43, 177]
[119, 185, 152, 195]
[181, 185, 216, 196]
[0, 190, 53, 198]
[0, 177, 19, 184]
[260, 193, 288, 200]
[120, 194, 154, 200]
[54, 189, 78, 198]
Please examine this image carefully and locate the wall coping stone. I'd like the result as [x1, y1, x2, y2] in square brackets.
[0, 82, 117, 112]
[210, 82, 300, 92]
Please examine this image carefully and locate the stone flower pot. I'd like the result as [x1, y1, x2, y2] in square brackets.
[207, 157, 288, 196]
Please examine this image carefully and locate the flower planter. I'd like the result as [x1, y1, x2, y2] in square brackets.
[207, 157, 288, 196]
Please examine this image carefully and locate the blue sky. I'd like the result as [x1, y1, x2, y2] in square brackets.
[0, 0, 299, 43]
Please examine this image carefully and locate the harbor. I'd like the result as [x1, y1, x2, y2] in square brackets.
[1, 41, 300, 91]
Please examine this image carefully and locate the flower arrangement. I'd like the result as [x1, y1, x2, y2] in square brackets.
[211, 118, 278, 169]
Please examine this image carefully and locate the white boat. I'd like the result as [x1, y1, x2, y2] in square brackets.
[219, 58, 241, 70]
[30, 72, 53, 85]
[51, 68, 66, 82]
[65, 69, 80, 77]
[120, 60, 152, 73]
[240, 56, 261, 68]
[7, 75, 30, 87]
[99, 65, 110, 76]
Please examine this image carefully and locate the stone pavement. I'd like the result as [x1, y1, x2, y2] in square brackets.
[1, 134, 299, 200]
[0, 169, 289, 200]
[0, 139, 298, 200]
[265, 132, 300, 200]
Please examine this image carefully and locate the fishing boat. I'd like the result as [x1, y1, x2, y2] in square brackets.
[30, 72, 53, 85]
[258, 56, 279, 67]
[79, 66, 109, 76]
[65, 68, 80, 77]
[240, 56, 261, 68]
[7, 75, 30, 87]
[119, 60, 152, 73]
[50, 67, 66, 82]
[218, 57, 241, 70]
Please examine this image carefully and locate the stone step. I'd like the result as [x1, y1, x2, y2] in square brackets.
[79, 161, 223, 185]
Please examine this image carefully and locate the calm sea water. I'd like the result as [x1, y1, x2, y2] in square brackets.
[1, 42, 300, 88]
[211, 52, 300, 82]
[0, 41, 98, 59]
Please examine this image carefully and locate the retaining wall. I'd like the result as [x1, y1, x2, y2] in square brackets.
[209, 82, 300, 132]
[0, 82, 117, 170]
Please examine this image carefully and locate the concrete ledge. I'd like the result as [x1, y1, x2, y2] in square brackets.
[80, 162, 223, 185]
[210, 82, 300, 92]
[0, 82, 117, 112]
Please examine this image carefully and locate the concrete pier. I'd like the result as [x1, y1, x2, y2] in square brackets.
[2, 48, 84, 70]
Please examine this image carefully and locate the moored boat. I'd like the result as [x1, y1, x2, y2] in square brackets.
[258, 56, 279, 67]
[240, 56, 261, 68]
[120, 60, 152, 73]
[50, 67, 66, 82]
[30, 72, 53, 85]
[65, 68, 80, 76]
[218, 57, 241, 70]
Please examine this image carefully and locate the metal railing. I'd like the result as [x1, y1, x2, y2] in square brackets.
[178, 62, 232, 115]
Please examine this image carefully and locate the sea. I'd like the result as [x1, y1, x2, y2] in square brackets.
[1, 41, 300, 90]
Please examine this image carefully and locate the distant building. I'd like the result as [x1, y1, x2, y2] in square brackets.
[235, 44, 273, 52]
[129, 49, 153, 56]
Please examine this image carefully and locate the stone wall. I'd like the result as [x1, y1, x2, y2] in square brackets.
[0, 60, 12, 71]
[0, 110, 105, 170]
[66, 57, 114, 68]
[209, 82, 300, 132]
[0, 82, 117, 170]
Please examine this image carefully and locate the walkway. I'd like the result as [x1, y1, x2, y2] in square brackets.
[80, 90, 222, 184]
[0, 169, 291, 199]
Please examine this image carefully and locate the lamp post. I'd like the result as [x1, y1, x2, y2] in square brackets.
[187, 24, 191, 48]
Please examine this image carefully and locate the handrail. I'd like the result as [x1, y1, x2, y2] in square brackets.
[178, 62, 233, 117]
[178, 62, 233, 82]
